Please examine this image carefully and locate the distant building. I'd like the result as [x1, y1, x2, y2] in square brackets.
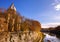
[0, 3, 41, 32]
[0, 3, 22, 32]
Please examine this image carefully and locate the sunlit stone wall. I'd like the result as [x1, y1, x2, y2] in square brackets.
[0, 31, 44, 42]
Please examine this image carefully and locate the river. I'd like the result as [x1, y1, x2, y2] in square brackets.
[44, 33, 60, 42]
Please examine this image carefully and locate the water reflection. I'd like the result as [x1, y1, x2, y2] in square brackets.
[44, 33, 60, 42]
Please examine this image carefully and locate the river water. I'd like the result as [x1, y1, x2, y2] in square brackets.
[44, 33, 60, 42]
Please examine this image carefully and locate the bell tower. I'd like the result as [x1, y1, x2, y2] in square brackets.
[7, 3, 16, 14]
[9, 3, 16, 11]
[7, 3, 17, 32]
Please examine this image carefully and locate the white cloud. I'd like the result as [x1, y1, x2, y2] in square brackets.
[41, 22, 60, 28]
[54, 4, 60, 11]
[40, 13, 60, 28]
[52, 0, 60, 11]
[39, 0, 60, 28]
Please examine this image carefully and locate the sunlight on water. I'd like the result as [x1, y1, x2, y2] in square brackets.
[44, 33, 60, 42]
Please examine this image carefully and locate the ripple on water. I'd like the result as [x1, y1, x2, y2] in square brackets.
[44, 33, 60, 42]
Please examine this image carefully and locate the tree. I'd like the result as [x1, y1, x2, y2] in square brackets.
[31, 20, 41, 31]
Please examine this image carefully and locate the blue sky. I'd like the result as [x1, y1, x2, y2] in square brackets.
[0, 0, 60, 28]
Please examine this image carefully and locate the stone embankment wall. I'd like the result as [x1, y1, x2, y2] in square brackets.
[0, 31, 44, 42]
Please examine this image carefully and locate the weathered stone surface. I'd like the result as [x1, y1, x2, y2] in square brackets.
[0, 3, 44, 42]
[0, 31, 44, 42]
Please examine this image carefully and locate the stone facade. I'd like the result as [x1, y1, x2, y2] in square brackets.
[0, 31, 44, 42]
[0, 4, 22, 32]
[0, 3, 41, 32]
[0, 4, 44, 42]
